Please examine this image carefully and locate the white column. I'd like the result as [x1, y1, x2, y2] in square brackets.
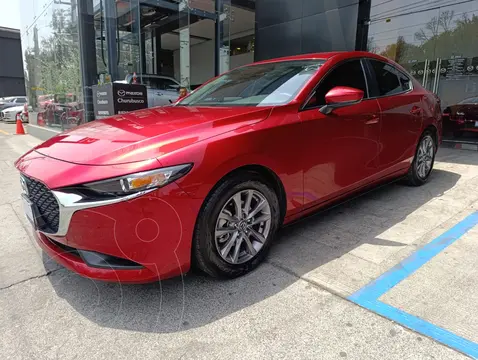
[179, 0, 190, 88]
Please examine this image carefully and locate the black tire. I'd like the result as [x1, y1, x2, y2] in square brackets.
[406, 130, 437, 186]
[193, 173, 281, 278]
[453, 131, 463, 138]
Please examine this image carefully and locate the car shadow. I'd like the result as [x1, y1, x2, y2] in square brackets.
[44, 168, 460, 334]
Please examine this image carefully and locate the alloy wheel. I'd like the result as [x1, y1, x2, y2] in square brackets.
[416, 135, 435, 180]
[214, 189, 272, 265]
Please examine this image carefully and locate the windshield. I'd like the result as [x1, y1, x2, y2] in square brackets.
[179, 59, 325, 107]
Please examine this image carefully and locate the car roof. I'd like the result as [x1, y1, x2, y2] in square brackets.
[126, 73, 177, 80]
[252, 51, 392, 65]
[2, 96, 26, 99]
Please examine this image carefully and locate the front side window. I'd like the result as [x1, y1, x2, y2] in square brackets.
[307, 60, 367, 108]
[15, 98, 27, 103]
[158, 78, 179, 91]
[369, 60, 403, 97]
[140, 76, 153, 89]
[179, 60, 325, 107]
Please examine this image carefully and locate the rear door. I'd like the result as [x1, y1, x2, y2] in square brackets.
[365, 59, 423, 173]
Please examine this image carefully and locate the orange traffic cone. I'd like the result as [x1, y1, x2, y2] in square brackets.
[16, 115, 26, 135]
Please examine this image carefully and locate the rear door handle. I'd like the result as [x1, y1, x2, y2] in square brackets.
[410, 106, 422, 115]
[365, 114, 379, 125]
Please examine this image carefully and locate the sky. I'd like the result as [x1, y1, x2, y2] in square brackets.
[0, 0, 22, 30]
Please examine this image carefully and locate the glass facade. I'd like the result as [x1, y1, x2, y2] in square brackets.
[368, 0, 478, 141]
[20, 0, 256, 131]
[21, 0, 83, 130]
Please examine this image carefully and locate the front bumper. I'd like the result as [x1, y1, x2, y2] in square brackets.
[17, 153, 203, 283]
[1, 111, 17, 122]
[36, 232, 159, 283]
[32, 184, 200, 282]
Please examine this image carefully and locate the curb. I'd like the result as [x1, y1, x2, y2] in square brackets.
[441, 140, 478, 152]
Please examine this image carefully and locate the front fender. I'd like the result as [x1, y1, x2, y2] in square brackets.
[159, 124, 304, 217]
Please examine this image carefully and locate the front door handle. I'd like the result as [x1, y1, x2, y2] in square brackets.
[365, 114, 379, 125]
[410, 106, 422, 115]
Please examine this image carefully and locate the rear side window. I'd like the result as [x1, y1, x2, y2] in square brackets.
[398, 72, 412, 92]
[310, 59, 368, 107]
[368, 60, 405, 97]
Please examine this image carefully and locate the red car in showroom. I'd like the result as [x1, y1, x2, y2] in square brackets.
[442, 96, 478, 137]
[16, 52, 441, 283]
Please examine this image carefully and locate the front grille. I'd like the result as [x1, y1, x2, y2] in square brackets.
[23, 175, 60, 233]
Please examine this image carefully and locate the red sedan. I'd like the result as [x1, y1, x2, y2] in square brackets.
[16, 52, 442, 283]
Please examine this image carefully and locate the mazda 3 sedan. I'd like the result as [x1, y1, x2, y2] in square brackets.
[16, 52, 442, 283]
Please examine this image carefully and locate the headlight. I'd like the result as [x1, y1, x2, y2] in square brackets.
[82, 164, 192, 195]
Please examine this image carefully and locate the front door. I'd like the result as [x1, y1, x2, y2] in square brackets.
[299, 59, 381, 208]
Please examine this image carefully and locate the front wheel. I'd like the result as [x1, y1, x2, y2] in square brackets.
[406, 130, 436, 186]
[193, 174, 281, 278]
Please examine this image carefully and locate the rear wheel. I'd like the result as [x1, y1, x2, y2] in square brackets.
[406, 130, 436, 186]
[193, 173, 280, 278]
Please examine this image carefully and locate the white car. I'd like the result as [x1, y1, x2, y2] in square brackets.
[0, 105, 27, 123]
[124, 74, 182, 107]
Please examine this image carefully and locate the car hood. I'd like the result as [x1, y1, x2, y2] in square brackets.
[33, 106, 272, 165]
[447, 104, 478, 117]
[2, 105, 24, 113]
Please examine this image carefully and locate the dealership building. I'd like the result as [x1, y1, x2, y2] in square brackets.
[19, 0, 478, 139]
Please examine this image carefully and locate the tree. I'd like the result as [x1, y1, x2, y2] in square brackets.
[23, 7, 81, 107]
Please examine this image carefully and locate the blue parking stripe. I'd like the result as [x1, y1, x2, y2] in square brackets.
[353, 299, 478, 359]
[348, 211, 478, 358]
[350, 211, 478, 302]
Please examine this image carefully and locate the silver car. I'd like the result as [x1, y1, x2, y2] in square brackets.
[0, 96, 28, 111]
[125, 74, 181, 107]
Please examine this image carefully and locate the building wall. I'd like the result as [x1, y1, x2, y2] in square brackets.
[173, 40, 255, 86]
[255, 0, 361, 61]
[0, 27, 26, 97]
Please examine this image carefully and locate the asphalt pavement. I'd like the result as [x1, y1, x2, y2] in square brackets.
[1, 121, 478, 359]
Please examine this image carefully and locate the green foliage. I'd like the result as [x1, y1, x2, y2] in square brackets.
[24, 8, 81, 100]
[373, 12, 478, 64]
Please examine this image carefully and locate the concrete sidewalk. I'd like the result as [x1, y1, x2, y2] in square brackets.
[0, 122, 477, 359]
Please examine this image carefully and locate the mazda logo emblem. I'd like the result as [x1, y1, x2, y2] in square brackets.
[117, 90, 126, 97]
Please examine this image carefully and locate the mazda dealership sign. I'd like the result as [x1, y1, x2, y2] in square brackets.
[92, 83, 148, 119]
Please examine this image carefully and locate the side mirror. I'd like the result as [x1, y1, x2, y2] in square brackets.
[319, 86, 364, 115]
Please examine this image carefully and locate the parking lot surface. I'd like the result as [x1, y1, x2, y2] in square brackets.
[1, 121, 478, 359]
